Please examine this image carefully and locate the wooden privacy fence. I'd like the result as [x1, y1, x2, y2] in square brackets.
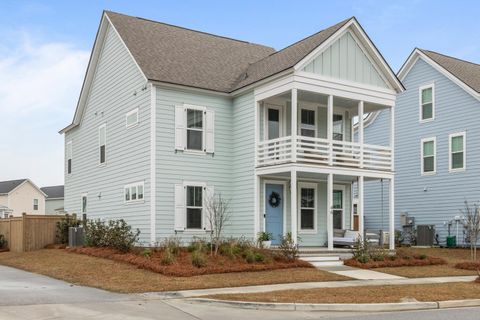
[0, 214, 63, 252]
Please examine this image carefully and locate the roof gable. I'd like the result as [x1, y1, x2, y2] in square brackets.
[40, 185, 64, 199]
[0, 179, 27, 194]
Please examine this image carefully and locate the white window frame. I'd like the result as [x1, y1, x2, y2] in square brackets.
[183, 181, 206, 230]
[419, 83, 435, 123]
[184, 104, 206, 154]
[299, 105, 317, 137]
[333, 184, 346, 230]
[124, 181, 145, 204]
[98, 123, 107, 166]
[263, 104, 285, 140]
[332, 110, 346, 141]
[449, 131, 466, 172]
[81, 193, 88, 214]
[125, 108, 139, 129]
[33, 198, 39, 211]
[66, 140, 72, 175]
[421, 137, 436, 175]
[298, 182, 317, 234]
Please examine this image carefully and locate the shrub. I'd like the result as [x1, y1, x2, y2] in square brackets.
[243, 249, 256, 263]
[0, 234, 7, 249]
[254, 252, 266, 262]
[85, 219, 140, 253]
[191, 250, 207, 268]
[160, 237, 181, 256]
[56, 215, 81, 244]
[188, 239, 208, 253]
[161, 249, 174, 265]
[278, 232, 299, 261]
[141, 249, 152, 258]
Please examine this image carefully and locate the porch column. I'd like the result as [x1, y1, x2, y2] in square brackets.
[290, 169, 298, 244]
[358, 175, 364, 240]
[253, 174, 261, 239]
[389, 177, 395, 250]
[358, 101, 364, 168]
[327, 173, 333, 250]
[291, 88, 298, 162]
[390, 105, 395, 171]
[327, 95, 333, 166]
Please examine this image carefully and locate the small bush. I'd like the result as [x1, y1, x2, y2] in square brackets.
[254, 252, 266, 262]
[358, 255, 370, 264]
[0, 234, 7, 249]
[160, 237, 181, 256]
[188, 239, 208, 253]
[56, 215, 81, 244]
[141, 249, 152, 258]
[243, 249, 256, 263]
[278, 232, 298, 261]
[161, 249, 174, 265]
[191, 250, 207, 268]
[85, 219, 140, 253]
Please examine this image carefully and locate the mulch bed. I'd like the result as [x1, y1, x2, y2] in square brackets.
[455, 261, 480, 271]
[0, 248, 9, 253]
[344, 256, 447, 269]
[66, 247, 312, 277]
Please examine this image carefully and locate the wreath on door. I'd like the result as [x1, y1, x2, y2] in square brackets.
[268, 191, 281, 208]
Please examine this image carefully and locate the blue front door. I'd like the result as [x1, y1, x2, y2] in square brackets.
[265, 183, 284, 245]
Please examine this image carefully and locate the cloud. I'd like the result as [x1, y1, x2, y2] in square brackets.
[0, 31, 89, 186]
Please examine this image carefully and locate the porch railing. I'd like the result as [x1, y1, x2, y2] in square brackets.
[256, 136, 392, 172]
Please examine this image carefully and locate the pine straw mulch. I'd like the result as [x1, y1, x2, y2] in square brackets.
[66, 247, 313, 277]
[344, 255, 446, 269]
[455, 261, 480, 271]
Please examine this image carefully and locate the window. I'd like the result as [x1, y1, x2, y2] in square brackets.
[99, 124, 106, 165]
[299, 184, 316, 231]
[66, 141, 72, 174]
[186, 108, 204, 151]
[333, 189, 343, 229]
[124, 182, 144, 203]
[421, 138, 436, 174]
[126, 108, 139, 128]
[420, 84, 434, 122]
[333, 114, 344, 141]
[33, 199, 38, 211]
[449, 132, 466, 171]
[300, 108, 316, 137]
[81, 194, 87, 214]
[186, 185, 203, 229]
[267, 107, 281, 140]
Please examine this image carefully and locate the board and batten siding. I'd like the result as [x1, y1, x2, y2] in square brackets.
[155, 86, 239, 242]
[64, 23, 152, 244]
[303, 31, 388, 89]
[363, 57, 480, 245]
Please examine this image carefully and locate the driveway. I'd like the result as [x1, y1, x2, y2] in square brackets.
[0, 265, 479, 320]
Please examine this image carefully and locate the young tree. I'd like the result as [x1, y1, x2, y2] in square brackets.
[205, 192, 231, 256]
[461, 201, 480, 261]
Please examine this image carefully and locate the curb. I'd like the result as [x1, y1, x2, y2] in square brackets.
[186, 298, 480, 312]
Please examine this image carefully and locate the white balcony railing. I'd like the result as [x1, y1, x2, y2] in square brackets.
[257, 136, 392, 172]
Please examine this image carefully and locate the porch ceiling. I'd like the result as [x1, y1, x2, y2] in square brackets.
[259, 171, 382, 182]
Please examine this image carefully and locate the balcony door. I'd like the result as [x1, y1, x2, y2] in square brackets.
[265, 105, 283, 140]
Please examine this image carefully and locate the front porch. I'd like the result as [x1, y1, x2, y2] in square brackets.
[255, 168, 394, 251]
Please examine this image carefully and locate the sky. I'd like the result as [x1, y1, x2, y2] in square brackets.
[0, 0, 479, 187]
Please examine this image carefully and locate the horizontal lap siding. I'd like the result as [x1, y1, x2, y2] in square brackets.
[64, 24, 151, 244]
[155, 87, 234, 242]
[365, 58, 480, 245]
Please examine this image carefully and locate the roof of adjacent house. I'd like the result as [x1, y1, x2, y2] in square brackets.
[419, 49, 480, 94]
[106, 11, 355, 93]
[0, 179, 27, 194]
[40, 185, 64, 199]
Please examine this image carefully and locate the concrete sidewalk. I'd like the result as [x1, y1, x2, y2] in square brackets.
[318, 265, 405, 280]
[142, 275, 477, 299]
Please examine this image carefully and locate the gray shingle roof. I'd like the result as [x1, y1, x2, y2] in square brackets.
[0, 179, 27, 194]
[105, 11, 353, 93]
[420, 49, 480, 94]
[40, 185, 64, 199]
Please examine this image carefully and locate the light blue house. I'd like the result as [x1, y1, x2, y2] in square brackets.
[362, 48, 480, 245]
[60, 11, 403, 249]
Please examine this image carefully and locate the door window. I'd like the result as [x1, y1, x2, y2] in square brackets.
[300, 109, 316, 137]
[267, 108, 280, 139]
[333, 189, 343, 229]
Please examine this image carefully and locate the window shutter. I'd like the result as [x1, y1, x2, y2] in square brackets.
[205, 109, 215, 153]
[203, 186, 214, 231]
[175, 105, 185, 150]
[174, 184, 185, 231]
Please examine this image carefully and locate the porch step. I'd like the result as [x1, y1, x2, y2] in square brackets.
[300, 255, 344, 267]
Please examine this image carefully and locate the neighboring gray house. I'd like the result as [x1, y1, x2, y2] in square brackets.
[60, 11, 403, 248]
[362, 48, 480, 245]
[41, 185, 65, 214]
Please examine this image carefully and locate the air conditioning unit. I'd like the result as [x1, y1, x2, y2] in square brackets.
[417, 225, 435, 246]
[68, 227, 85, 247]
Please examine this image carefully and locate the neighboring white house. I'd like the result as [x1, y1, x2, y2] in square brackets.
[61, 11, 403, 249]
[0, 179, 47, 217]
[41, 185, 65, 215]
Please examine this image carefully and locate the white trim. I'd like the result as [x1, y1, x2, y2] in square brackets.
[66, 140, 73, 175]
[124, 181, 145, 204]
[182, 181, 207, 231]
[449, 131, 466, 172]
[81, 193, 88, 214]
[421, 137, 436, 175]
[149, 83, 156, 244]
[263, 179, 287, 238]
[298, 182, 317, 234]
[98, 123, 107, 166]
[298, 104, 317, 138]
[126, 107, 139, 129]
[333, 184, 346, 230]
[398, 49, 480, 102]
[419, 83, 435, 123]
[184, 104, 207, 154]
[263, 104, 285, 140]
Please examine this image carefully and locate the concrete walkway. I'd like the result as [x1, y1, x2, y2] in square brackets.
[143, 275, 477, 299]
[318, 265, 405, 280]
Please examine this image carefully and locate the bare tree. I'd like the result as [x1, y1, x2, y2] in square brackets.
[461, 200, 480, 261]
[205, 192, 231, 256]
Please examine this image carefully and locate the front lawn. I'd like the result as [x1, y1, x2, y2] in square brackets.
[206, 282, 480, 304]
[0, 249, 349, 293]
